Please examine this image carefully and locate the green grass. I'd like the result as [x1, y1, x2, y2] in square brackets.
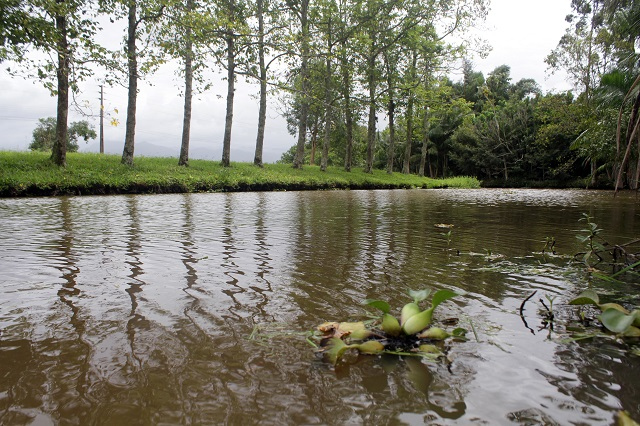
[0, 151, 481, 197]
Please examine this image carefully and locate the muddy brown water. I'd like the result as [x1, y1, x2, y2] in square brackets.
[1, 189, 639, 425]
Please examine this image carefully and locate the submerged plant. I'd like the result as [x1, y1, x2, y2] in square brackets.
[542, 236, 556, 255]
[316, 288, 465, 365]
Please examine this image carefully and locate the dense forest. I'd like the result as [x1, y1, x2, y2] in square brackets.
[1, 0, 639, 189]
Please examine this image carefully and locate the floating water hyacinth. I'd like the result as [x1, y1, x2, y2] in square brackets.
[315, 288, 467, 365]
[569, 289, 640, 337]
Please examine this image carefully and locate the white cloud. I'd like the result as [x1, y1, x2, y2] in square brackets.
[471, 0, 573, 91]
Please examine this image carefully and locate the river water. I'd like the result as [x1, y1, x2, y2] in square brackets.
[0, 189, 639, 425]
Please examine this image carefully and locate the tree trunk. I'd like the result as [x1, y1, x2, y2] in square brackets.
[51, 0, 69, 167]
[122, 0, 138, 167]
[341, 48, 353, 172]
[293, 0, 310, 169]
[178, 0, 194, 167]
[321, 45, 332, 171]
[253, 0, 266, 167]
[419, 108, 429, 177]
[386, 98, 395, 174]
[221, 35, 235, 167]
[321, 114, 331, 171]
[403, 94, 413, 174]
[402, 51, 417, 175]
[365, 48, 376, 174]
[384, 52, 395, 174]
[309, 117, 319, 165]
[633, 132, 640, 190]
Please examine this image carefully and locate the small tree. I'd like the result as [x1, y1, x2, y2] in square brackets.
[29, 117, 97, 152]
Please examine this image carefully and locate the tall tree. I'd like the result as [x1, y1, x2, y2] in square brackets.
[546, 0, 609, 183]
[114, 0, 166, 166]
[6, 0, 101, 166]
[251, 0, 288, 167]
[179, 0, 196, 167]
[51, 0, 71, 167]
[290, 0, 311, 169]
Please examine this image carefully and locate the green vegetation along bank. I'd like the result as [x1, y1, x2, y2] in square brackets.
[0, 152, 480, 197]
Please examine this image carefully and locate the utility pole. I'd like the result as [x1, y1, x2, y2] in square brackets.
[99, 85, 104, 154]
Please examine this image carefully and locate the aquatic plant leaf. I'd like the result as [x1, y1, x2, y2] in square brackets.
[353, 340, 385, 354]
[452, 327, 467, 338]
[417, 344, 442, 355]
[400, 302, 421, 325]
[431, 289, 463, 310]
[599, 303, 630, 314]
[417, 327, 450, 340]
[633, 310, 640, 328]
[623, 326, 640, 338]
[599, 308, 636, 334]
[317, 322, 340, 335]
[568, 290, 600, 306]
[618, 410, 640, 426]
[364, 299, 390, 314]
[339, 322, 372, 340]
[316, 321, 371, 340]
[409, 289, 432, 303]
[323, 337, 350, 365]
[381, 313, 402, 336]
[402, 309, 434, 335]
[610, 260, 640, 279]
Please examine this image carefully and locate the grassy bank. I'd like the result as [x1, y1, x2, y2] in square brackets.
[0, 151, 481, 197]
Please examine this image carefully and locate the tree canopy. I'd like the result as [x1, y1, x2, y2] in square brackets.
[29, 117, 97, 152]
[4, 0, 639, 189]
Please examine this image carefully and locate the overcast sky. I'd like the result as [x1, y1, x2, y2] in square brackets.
[0, 0, 574, 163]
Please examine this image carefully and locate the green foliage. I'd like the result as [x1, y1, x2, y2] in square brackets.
[318, 288, 465, 365]
[569, 289, 640, 337]
[576, 213, 606, 265]
[0, 151, 481, 196]
[28, 117, 96, 153]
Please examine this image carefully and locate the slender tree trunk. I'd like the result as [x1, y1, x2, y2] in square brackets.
[321, 42, 332, 171]
[254, 0, 266, 167]
[52, 0, 69, 167]
[321, 113, 331, 171]
[293, 0, 310, 169]
[122, 0, 138, 166]
[178, 0, 195, 167]
[365, 48, 376, 174]
[616, 90, 640, 190]
[221, 36, 235, 167]
[386, 98, 395, 174]
[310, 117, 319, 165]
[341, 48, 353, 172]
[504, 158, 508, 181]
[633, 133, 640, 190]
[402, 95, 413, 174]
[402, 51, 417, 174]
[384, 52, 395, 174]
[419, 107, 429, 177]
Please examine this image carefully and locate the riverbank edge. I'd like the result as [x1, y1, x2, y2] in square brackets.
[1, 151, 483, 197]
